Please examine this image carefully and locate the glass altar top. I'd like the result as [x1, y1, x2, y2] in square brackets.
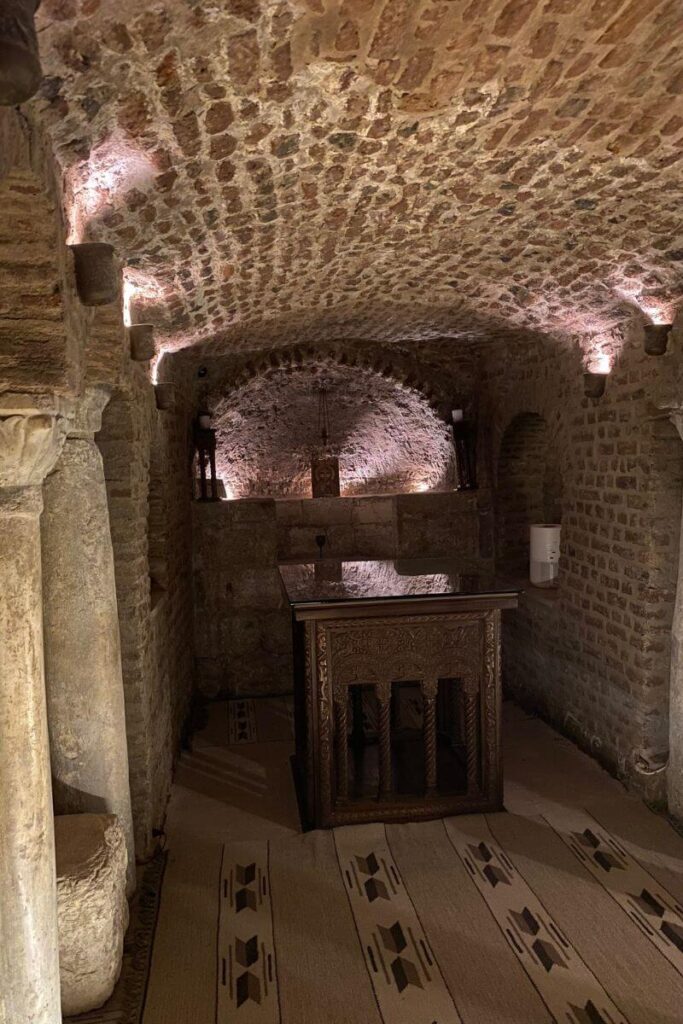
[278, 558, 520, 605]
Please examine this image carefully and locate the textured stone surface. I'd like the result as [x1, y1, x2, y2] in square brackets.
[209, 359, 455, 497]
[96, 361, 194, 857]
[484, 316, 683, 795]
[30, 0, 682, 358]
[55, 813, 129, 1017]
[42, 389, 135, 892]
[0, 412, 66, 486]
[0, 411, 66, 1024]
[0, 108, 88, 397]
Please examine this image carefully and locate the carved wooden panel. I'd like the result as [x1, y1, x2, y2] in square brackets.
[303, 608, 503, 828]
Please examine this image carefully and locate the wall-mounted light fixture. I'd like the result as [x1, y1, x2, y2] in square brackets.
[643, 323, 672, 356]
[129, 323, 155, 362]
[69, 242, 118, 306]
[583, 371, 607, 399]
[0, 0, 43, 105]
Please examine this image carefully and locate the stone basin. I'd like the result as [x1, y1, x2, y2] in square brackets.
[55, 813, 129, 1016]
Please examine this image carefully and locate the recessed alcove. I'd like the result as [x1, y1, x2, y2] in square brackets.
[495, 411, 562, 578]
[206, 360, 456, 500]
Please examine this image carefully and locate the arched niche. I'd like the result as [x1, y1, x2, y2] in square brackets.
[495, 412, 562, 576]
[208, 360, 456, 499]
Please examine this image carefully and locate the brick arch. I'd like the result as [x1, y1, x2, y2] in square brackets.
[213, 342, 457, 418]
[495, 412, 563, 575]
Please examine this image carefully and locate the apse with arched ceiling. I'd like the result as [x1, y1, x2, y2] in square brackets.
[209, 360, 456, 498]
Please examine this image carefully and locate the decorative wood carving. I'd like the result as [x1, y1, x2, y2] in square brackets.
[422, 684, 438, 796]
[302, 607, 505, 828]
[377, 691, 392, 797]
[327, 616, 482, 690]
[334, 697, 348, 802]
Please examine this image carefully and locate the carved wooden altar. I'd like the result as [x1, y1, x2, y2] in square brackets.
[280, 560, 519, 830]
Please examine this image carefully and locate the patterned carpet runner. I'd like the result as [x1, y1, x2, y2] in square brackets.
[216, 812, 683, 1024]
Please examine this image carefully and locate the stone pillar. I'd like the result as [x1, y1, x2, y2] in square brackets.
[42, 387, 135, 892]
[668, 411, 683, 818]
[0, 406, 67, 1024]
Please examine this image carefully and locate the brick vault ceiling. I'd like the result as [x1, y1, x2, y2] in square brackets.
[34, 0, 683, 357]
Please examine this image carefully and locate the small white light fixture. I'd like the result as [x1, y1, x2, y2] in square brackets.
[530, 524, 561, 588]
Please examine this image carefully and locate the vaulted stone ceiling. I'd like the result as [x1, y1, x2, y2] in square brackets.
[34, 0, 683, 358]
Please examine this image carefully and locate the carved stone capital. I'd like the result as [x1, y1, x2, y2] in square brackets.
[64, 386, 111, 439]
[671, 411, 683, 444]
[0, 414, 67, 489]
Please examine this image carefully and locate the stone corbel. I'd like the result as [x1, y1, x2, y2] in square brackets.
[63, 385, 111, 440]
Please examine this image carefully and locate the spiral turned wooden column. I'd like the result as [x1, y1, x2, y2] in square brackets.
[377, 683, 393, 798]
[464, 681, 480, 795]
[334, 696, 349, 802]
[422, 679, 438, 796]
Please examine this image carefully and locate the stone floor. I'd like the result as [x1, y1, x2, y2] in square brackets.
[133, 695, 683, 1023]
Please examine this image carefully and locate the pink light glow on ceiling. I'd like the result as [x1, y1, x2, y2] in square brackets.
[66, 134, 158, 244]
[589, 352, 612, 374]
[122, 268, 165, 327]
[613, 283, 676, 326]
[580, 329, 622, 374]
[151, 346, 168, 386]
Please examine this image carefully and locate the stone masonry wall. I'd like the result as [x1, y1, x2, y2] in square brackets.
[97, 363, 194, 857]
[481, 323, 683, 794]
[148, 363, 195, 833]
[97, 380, 154, 855]
[0, 109, 86, 398]
[193, 489, 491, 697]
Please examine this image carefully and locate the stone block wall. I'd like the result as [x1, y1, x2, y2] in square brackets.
[276, 490, 490, 564]
[97, 362, 194, 857]
[0, 109, 87, 398]
[276, 494, 398, 561]
[193, 498, 291, 697]
[193, 489, 490, 697]
[97, 381, 154, 854]
[481, 323, 683, 793]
